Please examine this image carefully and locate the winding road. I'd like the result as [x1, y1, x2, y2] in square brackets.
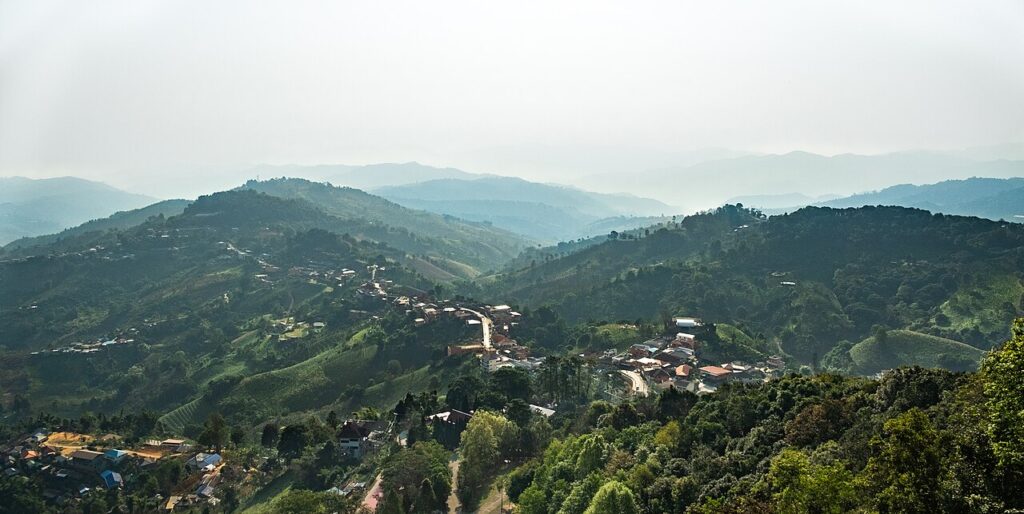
[460, 308, 492, 349]
[619, 370, 650, 396]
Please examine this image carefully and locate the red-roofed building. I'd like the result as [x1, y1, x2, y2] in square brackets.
[675, 364, 693, 378]
[700, 365, 732, 382]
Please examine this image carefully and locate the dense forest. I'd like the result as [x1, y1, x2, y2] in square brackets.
[496, 319, 1024, 513]
[480, 205, 1024, 369]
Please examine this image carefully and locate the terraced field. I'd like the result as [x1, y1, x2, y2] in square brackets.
[159, 397, 213, 433]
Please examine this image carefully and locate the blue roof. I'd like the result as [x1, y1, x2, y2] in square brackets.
[100, 470, 123, 488]
[105, 449, 128, 459]
[192, 453, 222, 468]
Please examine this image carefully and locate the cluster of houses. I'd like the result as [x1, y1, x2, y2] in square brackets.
[395, 296, 455, 326]
[271, 317, 327, 341]
[482, 333, 545, 372]
[2, 429, 227, 511]
[29, 335, 134, 357]
[424, 402, 555, 449]
[605, 317, 786, 395]
[287, 264, 358, 285]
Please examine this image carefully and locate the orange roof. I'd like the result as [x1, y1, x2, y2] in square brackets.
[675, 364, 693, 376]
[700, 365, 732, 377]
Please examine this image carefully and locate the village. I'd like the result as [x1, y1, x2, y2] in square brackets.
[29, 335, 134, 356]
[1, 417, 414, 512]
[5, 238, 788, 513]
[3, 429, 231, 511]
[397, 284, 787, 401]
[602, 316, 786, 397]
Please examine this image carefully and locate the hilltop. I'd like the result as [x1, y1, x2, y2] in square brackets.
[848, 329, 986, 374]
[238, 178, 532, 276]
[249, 161, 483, 190]
[3, 199, 191, 254]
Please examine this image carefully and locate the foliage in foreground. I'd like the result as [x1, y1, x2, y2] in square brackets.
[507, 319, 1024, 514]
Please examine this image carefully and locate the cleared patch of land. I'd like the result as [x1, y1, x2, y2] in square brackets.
[850, 329, 986, 374]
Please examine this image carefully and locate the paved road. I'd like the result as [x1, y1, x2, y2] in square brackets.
[620, 370, 650, 396]
[362, 473, 383, 512]
[460, 308, 492, 349]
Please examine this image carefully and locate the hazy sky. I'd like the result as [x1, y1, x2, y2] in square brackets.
[1, 0, 1022, 197]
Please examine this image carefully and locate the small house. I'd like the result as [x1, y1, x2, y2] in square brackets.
[69, 450, 106, 472]
[186, 453, 222, 472]
[528, 404, 555, 418]
[673, 317, 701, 329]
[100, 470, 123, 489]
[104, 449, 128, 465]
[672, 332, 698, 350]
[658, 347, 694, 363]
[675, 364, 694, 379]
[648, 367, 674, 384]
[337, 422, 373, 459]
[628, 343, 659, 358]
[699, 365, 733, 383]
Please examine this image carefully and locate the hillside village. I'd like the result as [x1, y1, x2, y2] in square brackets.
[4, 238, 791, 512]
[3, 429, 229, 511]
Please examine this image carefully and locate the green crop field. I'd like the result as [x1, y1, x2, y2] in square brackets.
[849, 329, 986, 374]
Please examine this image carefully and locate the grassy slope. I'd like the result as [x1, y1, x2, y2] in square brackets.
[593, 324, 642, 349]
[849, 329, 986, 373]
[716, 323, 756, 347]
[230, 345, 377, 409]
[224, 329, 378, 413]
[938, 272, 1024, 348]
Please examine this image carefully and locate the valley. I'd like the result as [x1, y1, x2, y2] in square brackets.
[1, 178, 1023, 514]
[3, 4, 1022, 511]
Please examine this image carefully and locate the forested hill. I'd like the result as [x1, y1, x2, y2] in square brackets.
[2, 180, 534, 280]
[2, 199, 190, 254]
[505, 323, 1024, 513]
[818, 176, 1024, 221]
[239, 178, 532, 275]
[0, 190, 429, 351]
[482, 205, 1024, 366]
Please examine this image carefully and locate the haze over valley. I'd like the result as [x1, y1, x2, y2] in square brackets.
[2, 1, 1024, 513]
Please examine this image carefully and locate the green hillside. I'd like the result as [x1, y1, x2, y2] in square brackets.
[850, 329, 986, 374]
[240, 178, 532, 275]
[480, 205, 1024, 363]
[3, 199, 190, 255]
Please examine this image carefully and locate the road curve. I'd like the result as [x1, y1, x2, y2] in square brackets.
[619, 370, 650, 396]
[460, 308, 492, 349]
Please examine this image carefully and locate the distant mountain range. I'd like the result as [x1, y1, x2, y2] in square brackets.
[0, 177, 156, 245]
[374, 176, 674, 241]
[585, 151, 1024, 208]
[244, 162, 678, 241]
[743, 177, 1024, 222]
